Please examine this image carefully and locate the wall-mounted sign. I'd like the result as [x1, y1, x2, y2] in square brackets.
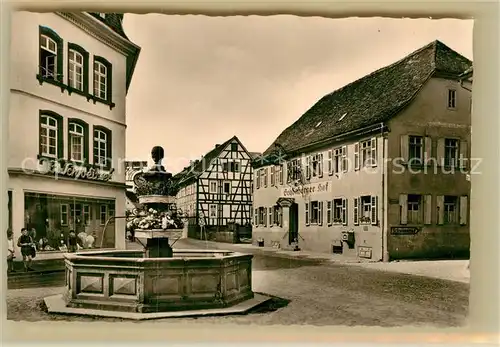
[38, 158, 114, 182]
[391, 227, 420, 235]
[281, 181, 331, 197]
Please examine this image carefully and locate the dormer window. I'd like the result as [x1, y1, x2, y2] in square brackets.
[448, 89, 457, 109]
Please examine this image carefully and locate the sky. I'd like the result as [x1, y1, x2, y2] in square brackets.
[122, 15, 473, 174]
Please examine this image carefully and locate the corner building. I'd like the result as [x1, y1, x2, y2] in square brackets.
[252, 40, 472, 261]
[7, 12, 140, 257]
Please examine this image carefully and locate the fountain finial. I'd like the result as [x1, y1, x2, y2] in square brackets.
[150, 146, 165, 172]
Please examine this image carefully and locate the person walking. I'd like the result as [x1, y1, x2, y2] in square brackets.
[7, 229, 16, 273]
[17, 228, 34, 272]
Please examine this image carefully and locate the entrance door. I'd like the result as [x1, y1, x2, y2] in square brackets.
[288, 203, 299, 245]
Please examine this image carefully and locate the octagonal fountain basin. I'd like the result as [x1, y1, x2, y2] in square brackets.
[44, 249, 272, 319]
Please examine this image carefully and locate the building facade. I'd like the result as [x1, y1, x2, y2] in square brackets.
[252, 40, 472, 261]
[7, 12, 140, 257]
[174, 136, 254, 231]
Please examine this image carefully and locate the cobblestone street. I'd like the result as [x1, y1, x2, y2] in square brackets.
[7, 241, 469, 327]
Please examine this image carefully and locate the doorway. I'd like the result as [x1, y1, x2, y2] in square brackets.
[288, 203, 299, 245]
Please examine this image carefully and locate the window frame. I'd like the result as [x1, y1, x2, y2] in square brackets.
[444, 138, 460, 168]
[92, 56, 115, 109]
[68, 118, 89, 164]
[408, 135, 424, 165]
[99, 204, 108, 225]
[67, 43, 89, 96]
[37, 26, 64, 89]
[407, 194, 422, 224]
[39, 110, 64, 160]
[447, 89, 457, 109]
[93, 125, 112, 170]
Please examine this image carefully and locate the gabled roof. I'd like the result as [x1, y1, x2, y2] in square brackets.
[261, 40, 472, 158]
[173, 135, 240, 187]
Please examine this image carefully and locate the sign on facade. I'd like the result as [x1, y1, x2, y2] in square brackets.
[390, 227, 420, 235]
[37, 158, 114, 182]
[281, 181, 332, 197]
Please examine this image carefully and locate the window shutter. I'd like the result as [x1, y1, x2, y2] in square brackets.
[424, 136, 432, 165]
[254, 208, 258, 226]
[370, 137, 377, 167]
[400, 135, 409, 163]
[269, 206, 273, 226]
[342, 146, 348, 172]
[371, 196, 378, 225]
[255, 170, 260, 189]
[318, 201, 323, 226]
[328, 150, 333, 175]
[342, 198, 348, 226]
[263, 207, 267, 227]
[56, 36, 64, 82]
[436, 195, 444, 225]
[279, 164, 284, 184]
[305, 156, 311, 179]
[437, 139, 445, 167]
[353, 197, 359, 225]
[424, 194, 432, 225]
[270, 166, 275, 186]
[354, 142, 360, 171]
[57, 118, 64, 160]
[327, 201, 332, 226]
[264, 167, 268, 187]
[459, 140, 468, 170]
[106, 130, 112, 170]
[459, 196, 468, 225]
[305, 203, 310, 226]
[279, 208, 283, 226]
[106, 62, 113, 103]
[400, 194, 408, 225]
[318, 154, 323, 178]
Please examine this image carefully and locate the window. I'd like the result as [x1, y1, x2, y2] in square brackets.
[60, 204, 69, 226]
[94, 129, 107, 166]
[277, 165, 283, 185]
[443, 196, 458, 224]
[40, 34, 57, 79]
[223, 161, 239, 172]
[83, 204, 91, 225]
[93, 126, 112, 169]
[311, 153, 323, 177]
[68, 49, 84, 91]
[448, 89, 457, 109]
[444, 138, 459, 167]
[209, 204, 217, 218]
[407, 194, 422, 224]
[94, 61, 107, 99]
[270, 166, 275, 186]
[40, 114, 58, 158]
[258, 207, 265, 225]
[108, 205, 115, 221]
[209, 181, 217, 194]
[287, 159, 301, 181]
[333, 199, 343, 224]
[231, 143, 238, 151]
[38, 26, 63, 83]
[100, 205, 107, 225]
[223, 182, 231, 194]
[408, 136, 423, 164]
[69, 122, 84, 162]
[333, 148, 342, 174]
[272, 206, 281, 226]
[354, 195, 377, 225]
[309, 201, 323, 225]
[359, 138, 377, 168]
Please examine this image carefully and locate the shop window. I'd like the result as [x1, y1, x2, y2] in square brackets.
[100, 205, 108, 225]
[24, 192, 115, 251]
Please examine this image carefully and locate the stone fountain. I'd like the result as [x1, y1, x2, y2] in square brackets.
[44, 146, 271, 320]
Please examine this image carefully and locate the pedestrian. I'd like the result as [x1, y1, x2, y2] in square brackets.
[17, 228, 34, 272]
[68, 230, 78, 252]
[7, 228, 16, 273]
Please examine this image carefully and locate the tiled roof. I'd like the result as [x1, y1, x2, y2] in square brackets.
[262, 40, 472, 157]
[173, 136, 237, 187]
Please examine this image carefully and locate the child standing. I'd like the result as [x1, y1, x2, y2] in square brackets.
[7, 229, 15, 273]
[17, 228, 34, 272]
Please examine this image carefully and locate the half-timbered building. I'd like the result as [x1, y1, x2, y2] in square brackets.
[252, 40, 472, 261]
[174, 136, 254, 234]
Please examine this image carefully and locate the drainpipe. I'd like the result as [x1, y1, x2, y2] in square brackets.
[380, 123, 389, 262]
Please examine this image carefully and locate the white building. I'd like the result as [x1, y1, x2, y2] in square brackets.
[7, 12, 140, 257]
